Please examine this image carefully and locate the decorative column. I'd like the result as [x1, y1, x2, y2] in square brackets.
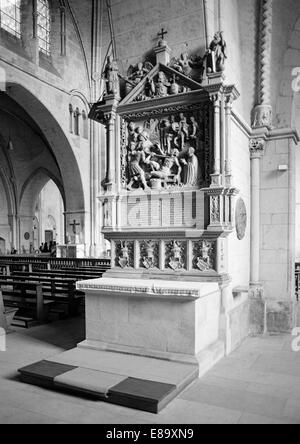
[249, 137, 265, 295]
[249, 138, 266, 334]
[224, 96, 234, 187]
[211, 93, 222, 187]
[105, 111, 117, 188]
[252, 0, 273, 129]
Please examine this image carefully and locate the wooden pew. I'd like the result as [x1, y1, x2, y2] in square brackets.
[2, 274, 82, 317]
[0, 261, 51, 276]
[0, 289, 18, 332]
[0, 280, 53, 325]
[18, 269, 105, 281]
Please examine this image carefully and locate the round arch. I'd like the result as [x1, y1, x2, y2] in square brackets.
[5, 84, 85, 214]
[20, 167, 65, 216]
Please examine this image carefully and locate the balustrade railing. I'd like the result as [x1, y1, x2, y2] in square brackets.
[0, 256, 111, 270]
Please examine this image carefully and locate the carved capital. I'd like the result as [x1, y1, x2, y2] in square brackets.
[104, 112, 116, 126]
[249, 138, 266, 159]
[210, 93, 221, 107]
[249, 283, 264, 300]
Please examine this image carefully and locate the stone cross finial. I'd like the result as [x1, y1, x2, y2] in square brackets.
[158, 28, 168, 41]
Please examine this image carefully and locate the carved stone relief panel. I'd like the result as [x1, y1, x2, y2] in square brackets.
[120, 104, 211, 191]
[140, 240, 159, 269]
[165, 240, 187, 271]
[192, 240, 216, 272]
[115, 241, 134, 269]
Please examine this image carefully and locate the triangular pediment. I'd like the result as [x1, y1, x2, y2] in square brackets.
[119, 63, 203, 106]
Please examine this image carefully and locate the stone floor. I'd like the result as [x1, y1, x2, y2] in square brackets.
[0, 317, 300, 424]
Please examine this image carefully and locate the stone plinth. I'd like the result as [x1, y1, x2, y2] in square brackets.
[77, 278, 222, 367]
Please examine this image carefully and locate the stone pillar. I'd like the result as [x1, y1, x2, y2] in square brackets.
[105, 112, 116, 187]
[249, 138, 266, 334]
[211, 94, 222, 187]
[89, 0, 104, 257]
[224, 96, 233, 186]
[252, 0, 273, 129]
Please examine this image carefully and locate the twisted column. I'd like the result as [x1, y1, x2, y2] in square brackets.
[252, 0, 273, 129]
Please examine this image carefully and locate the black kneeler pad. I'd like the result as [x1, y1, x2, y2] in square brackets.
[19, 360, 77, 388]
[108, 377, 177, 414]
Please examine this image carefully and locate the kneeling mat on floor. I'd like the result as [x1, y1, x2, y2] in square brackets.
[54, 367, 126, 398]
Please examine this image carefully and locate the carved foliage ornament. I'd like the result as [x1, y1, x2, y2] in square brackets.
[210, 196, 220, 223]
[249, 138, 265, 158]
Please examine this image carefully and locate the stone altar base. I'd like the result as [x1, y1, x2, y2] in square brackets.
[19, 278, 225, 413]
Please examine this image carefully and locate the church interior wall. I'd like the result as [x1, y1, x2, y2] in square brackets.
[228, 120, 251, 294]
[260, 138, 290, 302]
[103, 0, 207, 84]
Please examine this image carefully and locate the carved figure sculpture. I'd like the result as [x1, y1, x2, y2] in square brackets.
[196, 242, 213, 271]
[181, 147, 200, 187]
[155, 71, 170, 97]
[142, 241, 156, 269]
[206, 31, 227, 73]
[126, 61, 154, 95]
[118, 241, 130, 269]
[127, 143, 150, 190]
[151, 149, 182, 186]
[169, 241, 184, 271]
[178, 113, 189, 149]
[170, 48, 193, 77]
[103, 55, 120, 96]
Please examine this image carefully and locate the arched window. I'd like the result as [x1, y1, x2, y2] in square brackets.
[37, 0, 51, 56]
[74, 108, 80, 136]
[69, 104, 73, 133]
[82, 110, 88, 139]
[0, 0, 21, 37]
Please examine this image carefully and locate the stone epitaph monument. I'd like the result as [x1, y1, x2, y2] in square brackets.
[84, 38, 239, 365]
[19, 35, 242, 413]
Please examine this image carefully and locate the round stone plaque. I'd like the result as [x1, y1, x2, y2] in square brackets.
[235, 198, 247, 240]
[24, 232, 30, 241]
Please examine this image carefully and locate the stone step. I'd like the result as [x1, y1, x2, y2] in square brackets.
[18, 348, 199, 414]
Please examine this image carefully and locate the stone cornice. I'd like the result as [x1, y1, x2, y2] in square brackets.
[268, 128, 300, 144]
[231, 110, 300, 145]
